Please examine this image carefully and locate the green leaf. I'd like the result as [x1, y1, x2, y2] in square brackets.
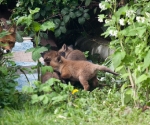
[115, 5, 128, 17]
[61, 8, 69, 15]
[42, 86, 52, 92]
[32, 47, 48, 61]
[85, 0, 91, 6]
[54, 19, 61, 24]
[16, 31, 23, 42]
[75, 10, 82, 17]
[79, 8, 84, 12]
[78, 17, 85, 24]
[54, 29, 61, 37]
[69, 12, 76, 19]
[63, 15, 70, 23]
[25, 47, 35, 53]
[16, 16, 27, 26]
[29, 8, 40, 15]
[0, 30, 10, 38]
[31, 94, 39, 104]
[84, 9, 89, 13]
[60, 21, 65, 26]
[41, 66, 53, 75]
[93, 8, 97, 14]
[39, 95, 45, 101]
[136, 74, 148, 84]
[34, 13, 40, 19]
[31, 94, 38, 100]
[112, 51, 126, 69]
[143, 50, 150, 69]
[52, 95, 68, 104]
[83, 13, 90, 20]
[40, 21, 55, 31]
[43, 96, 49, 105]
[31, 21, 41, 32]
[41, 10, 46, 16]
[60, 26, 66, 33]
[121, 26, 146, 37]
[30, 0, 34, 6]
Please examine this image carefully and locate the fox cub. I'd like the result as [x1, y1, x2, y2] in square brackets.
[0, 19, 16, 53]
[58, 44, 86, 60]
[41, 44, 86, 83]
[43, 50, 118, 90]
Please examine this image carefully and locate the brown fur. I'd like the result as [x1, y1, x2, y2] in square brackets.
[41, 51, 62, 83]
[41, 72, 60, 83]
[0, 20, 16, 53]
[41, 44, 86, 83]
[43, 50, 118, 90]
[58, 44, 86, 60]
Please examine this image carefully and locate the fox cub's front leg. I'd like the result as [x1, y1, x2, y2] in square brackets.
[61, 69, 71, 79]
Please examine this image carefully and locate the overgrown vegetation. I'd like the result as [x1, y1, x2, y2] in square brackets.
[0, 52, 19, 107]
[0, 0, 150, 124]
[98, 0, 150, 106]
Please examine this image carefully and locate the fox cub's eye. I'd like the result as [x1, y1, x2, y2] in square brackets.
[9, 41, 14, 45]
[44, 57, 51, 62]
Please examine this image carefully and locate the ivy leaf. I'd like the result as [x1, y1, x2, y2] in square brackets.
[61, 8, 69, 15]
[63, 15, 70, 23]
[85, 0, 91, 6]
[78, 17, 85, 24]
[60, 26, 66, 33]
[41, 10, 46, 16]
[79, 8, 84, 12]
[34, 13, 40, 19]
[55, 29, 61, 37]
[75, 10, 82, 17]
[60, 21, 65, 26]
[83, 13, 90, 20]
[40, 21, 55, 31]
[54, 19, 61, 24]
[84, 9, 89, 13]
[69, 12, 76, 19]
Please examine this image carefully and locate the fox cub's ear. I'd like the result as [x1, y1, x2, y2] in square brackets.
[41, 52, 47, 57]
[8, 25, 16, 34]
[62, 44, 68, 51]
[0, 26, 2, 32]
[57, 55, 62, 63]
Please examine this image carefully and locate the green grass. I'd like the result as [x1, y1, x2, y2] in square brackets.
[1, 83, 150, 125]
[1, 102, 150, 125]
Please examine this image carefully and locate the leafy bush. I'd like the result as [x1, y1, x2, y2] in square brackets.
[0, 53, 19, 107]
[23, 78, 75, 107]
[98, 0, 150, 106]
[12, 0, 92, 38]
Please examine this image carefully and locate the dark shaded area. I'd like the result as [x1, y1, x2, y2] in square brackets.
[0, 1, 16, 19]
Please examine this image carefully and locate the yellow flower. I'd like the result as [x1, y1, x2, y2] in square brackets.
[72, 89, 79, 95]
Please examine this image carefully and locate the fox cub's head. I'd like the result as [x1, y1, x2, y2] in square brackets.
[58, 44, 73, 57]
[0, 25, 16, 53]
[43, 50, 62, 70]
